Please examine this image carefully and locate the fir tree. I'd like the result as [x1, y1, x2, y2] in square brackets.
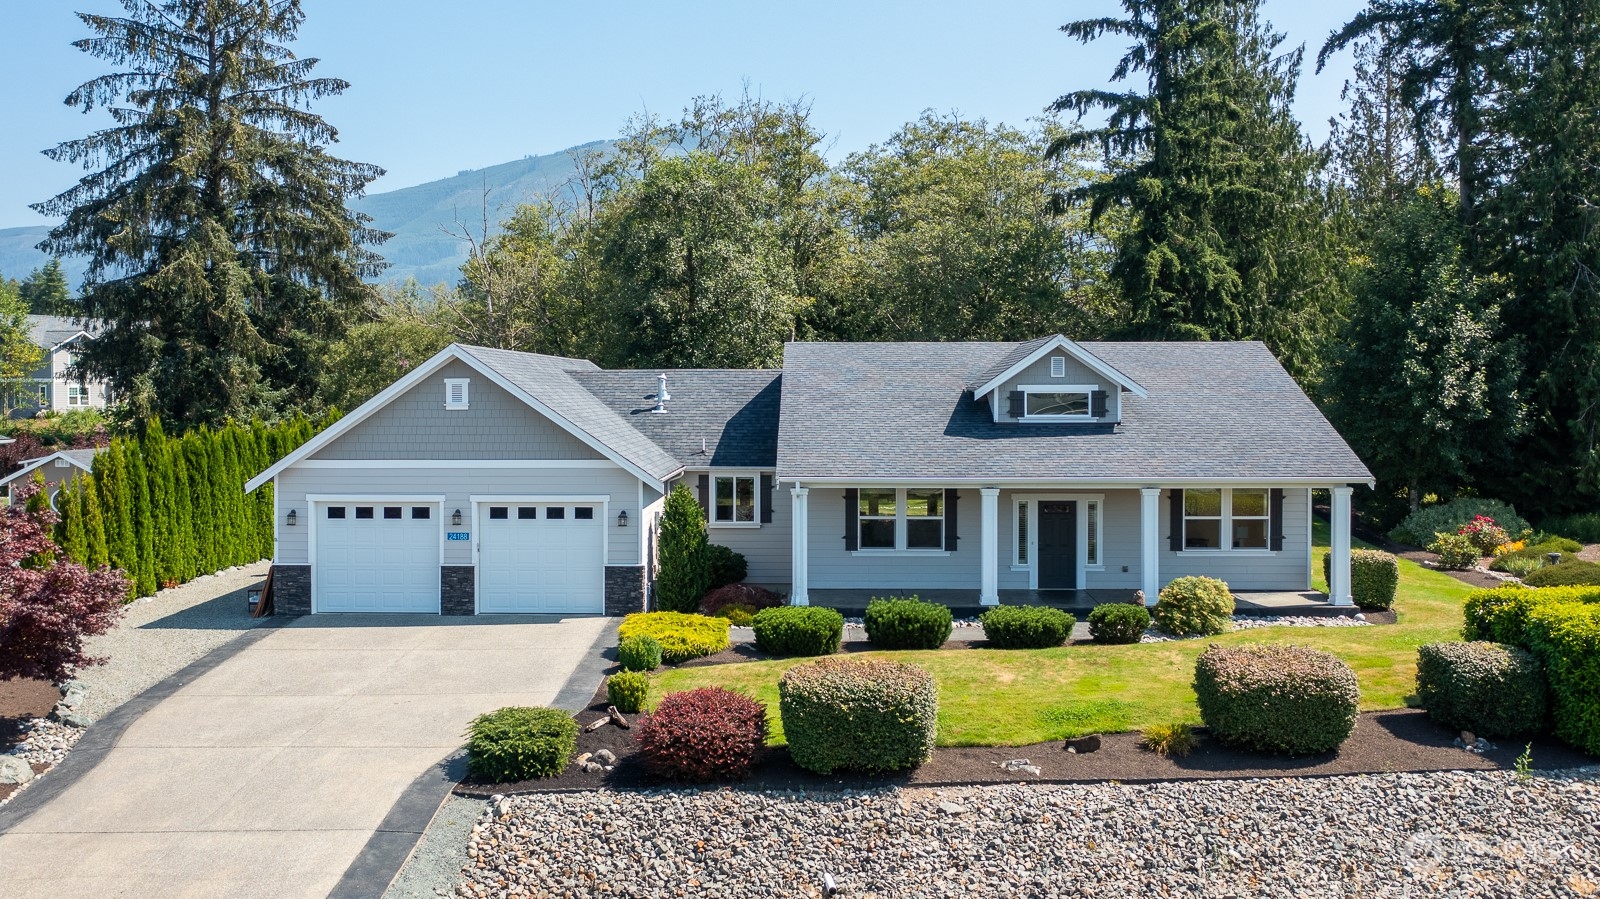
[32, 0, 390, 428]
[656, 484, 710, 613]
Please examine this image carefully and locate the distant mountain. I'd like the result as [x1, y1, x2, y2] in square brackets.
[0, 140, 604, 290]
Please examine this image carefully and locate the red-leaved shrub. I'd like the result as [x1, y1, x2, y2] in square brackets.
[635, 687, 766, 782]
[701, 583, 784, 616]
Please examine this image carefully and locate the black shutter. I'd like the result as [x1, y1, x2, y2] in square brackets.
[1090, 390, 1109, 418]
[944, 489, 959, 549]
[1007, 390, 1025, 419]
[696, 474, 710, 521]
[1269, 488, 1285, 551]
[760, 474, 774, 524]
[843, 488, 859, 551]
[1168, 489, 1184, 552]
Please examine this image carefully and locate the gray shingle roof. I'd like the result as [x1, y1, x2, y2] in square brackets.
[776, 340, 1373, 482]
[964, 335, 1056, 391]
[27, 315, 95, 351]
[573, 370, 780, 468]
[456, 345, 683, 481]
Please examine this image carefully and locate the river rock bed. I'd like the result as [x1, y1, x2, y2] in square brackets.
[455, 768, 1600, 898]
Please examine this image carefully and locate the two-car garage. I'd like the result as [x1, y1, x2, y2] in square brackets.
[309, 497, 606, 614]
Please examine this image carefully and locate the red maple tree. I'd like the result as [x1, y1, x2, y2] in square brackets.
[0, 480, 126, 683]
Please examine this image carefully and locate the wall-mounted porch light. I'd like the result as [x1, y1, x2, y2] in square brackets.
[617, 510, 628, 528]
[286, 509, 297, 526]
[451, 509, 463, 527]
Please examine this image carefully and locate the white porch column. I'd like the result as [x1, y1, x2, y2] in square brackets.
[979, 488, 1000, 605]
[1140, 487, 1161, 607]
[789, 486, 810, 606]
[1329, 486, 1354, 606]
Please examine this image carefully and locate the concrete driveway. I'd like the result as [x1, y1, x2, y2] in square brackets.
[0, 614, 612, 899]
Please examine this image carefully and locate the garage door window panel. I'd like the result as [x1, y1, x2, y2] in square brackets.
[546, 507, 565, 519]
[574, 507, 594, 520]
[517, 507, 537, 520]
[489, 507, 508, 520]
[327, 506, 346, 519]
[355, 507, 374, 519]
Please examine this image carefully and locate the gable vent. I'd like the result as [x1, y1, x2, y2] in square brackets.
[444, 378, 470, 410]
[1050, 356, 1066, 378]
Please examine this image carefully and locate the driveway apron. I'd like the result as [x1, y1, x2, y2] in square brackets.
[0, 614, 610, 899]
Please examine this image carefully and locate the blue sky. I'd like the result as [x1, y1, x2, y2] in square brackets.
[0, 0, 1366, 230]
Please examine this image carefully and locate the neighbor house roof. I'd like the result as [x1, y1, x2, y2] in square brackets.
[775, 340, 1373, 484]
[573, 369, 781, 469]
[27, 315, 96, 352]
[0, 447, 101, 489]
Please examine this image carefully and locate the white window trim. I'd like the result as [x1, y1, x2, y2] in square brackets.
[1010, 494, 1104, 587]
[851, 487, 950, 555]
[1177, 487, 1278, 554]
[710, 471, 761, 528]
[1017, 384, 1098, 422]
[444, 377, 470, 410]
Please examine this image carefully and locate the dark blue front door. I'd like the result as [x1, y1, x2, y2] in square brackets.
[1038, 501, 1078, 589]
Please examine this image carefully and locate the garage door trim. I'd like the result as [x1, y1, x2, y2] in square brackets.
[470, 494, 610, 614]
[307, 493, 445, 614]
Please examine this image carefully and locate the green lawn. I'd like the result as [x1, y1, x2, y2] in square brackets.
[652, 524, 1475, 747]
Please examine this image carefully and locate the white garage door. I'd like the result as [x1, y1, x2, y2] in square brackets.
[477, 502, 605, 614]
[314, 502, 440, 613]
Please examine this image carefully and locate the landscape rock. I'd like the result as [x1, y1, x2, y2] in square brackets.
[936, 800, 967, 815]
[593, 749, 616, 765]
[0, 755, 35, 785]
[1065, 734, 1102, 754]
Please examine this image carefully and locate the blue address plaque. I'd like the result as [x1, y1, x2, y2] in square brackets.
[446, 532, 471, 541]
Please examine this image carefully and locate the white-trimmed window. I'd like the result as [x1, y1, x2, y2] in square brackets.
[1020, 384, 1096, 421]
[1183, 488, 1272, 551]
[1085, 499, 1100, 565]
[856, 488, 947, 552]
[444, 378, 470, 410]
[1014, 501, 1029, 564]
[713, 474, 757, 525]
[67, 384, 88, 406]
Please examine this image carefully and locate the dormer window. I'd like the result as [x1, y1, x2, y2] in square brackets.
[1009, 385, 1107, 421]
[444, 378, 470, 410]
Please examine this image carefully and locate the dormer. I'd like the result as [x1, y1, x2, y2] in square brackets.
[968, 335, 1146, 425]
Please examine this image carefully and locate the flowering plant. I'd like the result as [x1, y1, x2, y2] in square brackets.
[1493, 540, 1528, 557]
[1458, 515, 1510, 554]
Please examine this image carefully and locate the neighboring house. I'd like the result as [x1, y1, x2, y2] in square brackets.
[15, 315, 110, 417]
[0, 448, 99, 509]
[247, 336, 1374, 617]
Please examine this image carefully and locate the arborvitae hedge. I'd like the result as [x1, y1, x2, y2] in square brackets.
[56, 415, 325, 598]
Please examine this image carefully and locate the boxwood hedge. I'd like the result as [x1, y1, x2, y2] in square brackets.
[1087, 603, 1150, 644]
[1464, 586, 1600, 753]
[863, 596, 952, 650]
[779, 657, 937, 774]
[1415, 642, 1546, 737]
[979, 605, 1074, 648]
[1193, 644, 1359, 755]
[751, 606, 844, 657]
[1322, 549, 1401, 610]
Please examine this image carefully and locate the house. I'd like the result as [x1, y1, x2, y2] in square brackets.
[15, 315, 110, 417]
[0, 448, 99, 509]
[246, 336, 1374, 617]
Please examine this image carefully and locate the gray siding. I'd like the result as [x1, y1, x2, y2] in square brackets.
[700, 474, 791, 587]
[314, 359, 604, 461]
[805, 488, 981, 591]
[994, 353, 1122, 422]
[274, 464, 644, 566]
[1158, 486, 1312, 591]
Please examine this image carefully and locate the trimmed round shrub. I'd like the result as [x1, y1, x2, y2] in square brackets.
[1322, 549, 1401, 610]
[1427, 532, 1481, 570]
[701, 582, 785, 615]
[1415, 642, 1546, 738]
[635, 687, 766, 782]
[751, 606, 844, 657]
[465, 706, 577, 782]
[617, 612, 730, 664]
[779, 657, 938, 774]
[606, 671, 650, 713]
[617, 634, 663, 672]
[704, 543, 748, 590]
[1523, 560, 1600, 587]
[979, 605, 1075, 649]
[1390, 498, 1530, 547]
[1087, 603, 1150, 644]
[863, 596, 952, 649]
[1193, 644, 1360, 755]
[1153, 576, 1233, 636]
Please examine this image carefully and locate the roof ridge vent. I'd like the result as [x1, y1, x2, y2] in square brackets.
[651, 373, 671, 413]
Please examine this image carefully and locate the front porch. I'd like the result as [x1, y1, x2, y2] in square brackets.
[801, 588, 1350, 618]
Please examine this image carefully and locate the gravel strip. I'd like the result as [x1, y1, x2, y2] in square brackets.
[383, 794, 488, 899]
[457, 768, 1600, 898]
[71, 562, 270, 722]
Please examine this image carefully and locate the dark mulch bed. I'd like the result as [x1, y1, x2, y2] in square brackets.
[456, 682, 1596, 798]
[0, 679, 58, 750]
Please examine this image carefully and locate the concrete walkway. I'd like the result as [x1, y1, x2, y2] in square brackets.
[0, 614, 612, 899]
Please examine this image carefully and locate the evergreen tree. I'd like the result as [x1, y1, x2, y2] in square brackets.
[94, 440, 134, 575]
[142, 419, 179, 586]
[1051, 0, 1335, 374]
[0, 283, 44, 416]
[169, 441, 197, 580]
[81, 473, 110, 569]
[655, 485, 710, 613]
[124, 442, 158, 595]
[58, 478, 90, 565]
[32, 0, 389, 429]
[183, 433, 217, 575]
[19, 259, 74, 316]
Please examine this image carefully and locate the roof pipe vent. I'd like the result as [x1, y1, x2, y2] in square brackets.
[651, 373, 671, 414]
